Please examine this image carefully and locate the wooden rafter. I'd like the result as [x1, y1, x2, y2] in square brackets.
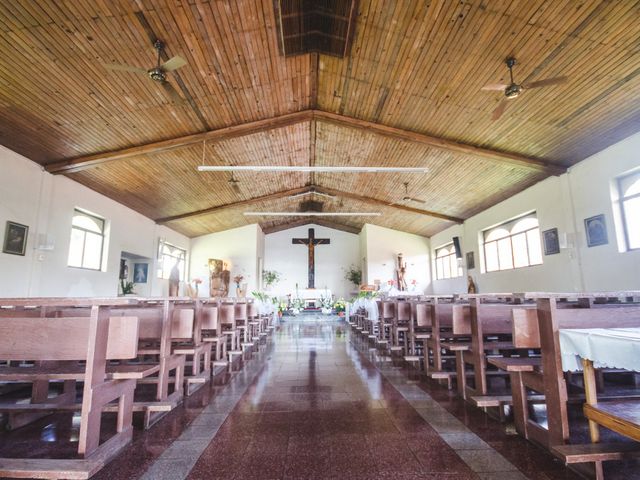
[314, 186, 464, 224]
[45, 111, 314, 174]
[155, 184, 462, 225]
[155, 186, 310, 224]
[261, 218, 361, 235]
[44, 110, 564, 176]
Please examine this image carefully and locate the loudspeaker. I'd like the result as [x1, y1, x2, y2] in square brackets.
[452, 236, 463, 259]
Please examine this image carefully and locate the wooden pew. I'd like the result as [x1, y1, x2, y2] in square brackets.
[199, 299, 228, 370]
[0, 301, 144, 479]
[492, 295, 640, 464]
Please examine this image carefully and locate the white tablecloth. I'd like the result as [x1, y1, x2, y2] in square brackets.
[558, 327, 640, 372]
[296, 288, 331, 300]
[350, 298, 379, 320]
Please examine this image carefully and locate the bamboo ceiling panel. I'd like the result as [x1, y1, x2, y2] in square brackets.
[164, 192, 448, 238]
[67, 122, 310, 220]
[313, 120, 546, 218]
[0, 0, 312, 163]
[318, 0, 640, 164]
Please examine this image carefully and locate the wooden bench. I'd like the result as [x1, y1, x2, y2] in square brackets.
[0, 301, 142, 479]
[503, 296, 640, 456]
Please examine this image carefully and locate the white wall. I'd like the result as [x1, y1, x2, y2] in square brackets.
[189, 224, 262, 297]
[360, 224, 432, 294]
[430, 132, 640, 294]
[0, 145, 190, 298]
[264, 224, 360, 300]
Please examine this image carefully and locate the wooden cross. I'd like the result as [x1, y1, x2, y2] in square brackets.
[292, 228, 330, 289]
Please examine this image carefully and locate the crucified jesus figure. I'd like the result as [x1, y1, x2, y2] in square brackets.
[397, 253, 407, 291]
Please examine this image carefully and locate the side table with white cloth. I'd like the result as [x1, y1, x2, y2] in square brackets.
[557, 327, 640, 479]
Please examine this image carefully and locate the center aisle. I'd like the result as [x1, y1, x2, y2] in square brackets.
[185, 314, 479, 479]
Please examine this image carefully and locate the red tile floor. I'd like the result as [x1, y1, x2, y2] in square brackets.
[2, 315, 637, 479]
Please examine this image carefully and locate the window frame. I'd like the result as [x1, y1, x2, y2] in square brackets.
[157, 240, 187, 281]
[618, 171, 640, 251]
[434, 243, 463, 280]
[482, 213, 543, 273]
[68, 208, 106, 271]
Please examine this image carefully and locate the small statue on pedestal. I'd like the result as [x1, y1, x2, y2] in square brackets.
[467, 275, 478, 294]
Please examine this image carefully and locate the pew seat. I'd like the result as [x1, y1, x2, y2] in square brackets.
[0, 363, 159, 381]
[489, 357, 542, 372]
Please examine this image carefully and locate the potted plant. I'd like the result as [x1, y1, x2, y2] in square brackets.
[291, 297, 304, 315]
[120, 279, 136, 296]
[262, 270, 281, 290]
[344, 265, 362, 287]
[333, 299, 346, 317]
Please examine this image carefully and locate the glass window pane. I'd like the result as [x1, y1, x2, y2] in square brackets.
[497, 238, 513, 270]
[621, 173, 640, 198]
[68, 229, 85, 267]
[484, 241, 499, 272]
[83, 232, 103, 269]
[512, 232, 529, 268]
[449, 255, 458, 278]
[511, 217, 538, 234]
[623, 197, 640, 249]
[443, 256, 450, 279]
[527, 229, 543, 265]
[436, 258, 443, 279]
[485, 227, 510, 242]
[72, 213, 103, 233]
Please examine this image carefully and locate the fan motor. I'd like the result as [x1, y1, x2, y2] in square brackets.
[148, 68, 166, 82]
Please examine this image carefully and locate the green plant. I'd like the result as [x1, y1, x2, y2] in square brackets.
[320, 296, 333, 309]
[333, 299, 346, 313]
[262, 270, 281, 286]
[291, 297, 305, 310]
[251, 291, 270, 302]
[344, 265, 362, 286]
[120, 280, 136, 295]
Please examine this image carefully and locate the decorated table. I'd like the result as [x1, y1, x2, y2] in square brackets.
[350, 297, 378, 320]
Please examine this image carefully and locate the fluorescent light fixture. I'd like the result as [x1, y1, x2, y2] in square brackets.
[243, 212, 382, 217]
[198, 165, 428, 173]
[289, 190, 335, 200]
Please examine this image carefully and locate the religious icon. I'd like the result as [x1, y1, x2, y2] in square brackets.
[2, 221, 28, 256]
[396, 253, 407, 291]
[542, 228, 560, 255]
[208, 259, 230, 297]
[466, 251, 475, 270]
[467, 275, 477, 294]
[133, 263, 148, 283]
[584, 214, 608, 247]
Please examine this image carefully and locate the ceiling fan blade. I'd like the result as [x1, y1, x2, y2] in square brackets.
[160, 81, 185, 104]
[103, 63, 148, 75]
[522, 76, 568, 89]
[406, 197, 426, 204]
[481, 83, 508, 91]
[492, 99, 510, 121]
[161, 55, 187, 72]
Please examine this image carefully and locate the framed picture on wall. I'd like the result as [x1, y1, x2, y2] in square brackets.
[133, 263, 148, 283]
[2, 221, 28, 256]
[466, 251, 475, 270]
[542, 228, 560, 255]
[585, 214, 608, 247]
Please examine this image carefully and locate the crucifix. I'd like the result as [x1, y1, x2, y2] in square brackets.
[292, 228, 330, 289]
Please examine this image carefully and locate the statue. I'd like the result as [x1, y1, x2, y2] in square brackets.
[209, 259, 230, 297]
[396, 253, 407, 291]
[168, 260, 180, 296]
[467, 275, 477, 294]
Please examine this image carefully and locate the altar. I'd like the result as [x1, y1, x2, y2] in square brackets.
[296, 288, 332, 308]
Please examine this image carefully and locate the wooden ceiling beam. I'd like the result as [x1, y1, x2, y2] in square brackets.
[261, 218, 361, 235]
[314, 186, 464, 224]
[155, 186, 311, 224]
[45, 110, 314, 174]
[45, 109, 563, 176]
[312, 111, 566, 176]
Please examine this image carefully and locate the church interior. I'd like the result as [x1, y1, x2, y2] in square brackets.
[1, 1, 640, 479]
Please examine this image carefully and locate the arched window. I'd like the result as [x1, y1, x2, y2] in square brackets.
[619, 171, 640, 250]
[435, 243, 462, 280]
[482, 213, 543, 272]
[157, 240, 187, 280]
[67, 209, 106, 270]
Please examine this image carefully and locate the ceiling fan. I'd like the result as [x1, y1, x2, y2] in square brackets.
[392, 182, 426, 205]
[482, 57, 567, 120]
[228, 172, 241, 194]
[103, 39, 187, 104]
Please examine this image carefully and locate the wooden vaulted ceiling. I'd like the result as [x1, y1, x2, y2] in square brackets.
[1, 1, 640, 238]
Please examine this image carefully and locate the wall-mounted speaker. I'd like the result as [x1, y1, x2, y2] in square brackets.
[452, 236, 463, 259]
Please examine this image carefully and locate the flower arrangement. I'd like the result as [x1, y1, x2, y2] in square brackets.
[233, 274, 244, 288]
[291, 297, 305, 310]
[333, 299, 346, 313]
[320, 295, 333, 309]
[356, 290, 378, 300]
[277, 301, 288, 314]
[251, 291, 270, 302]
[343, 265, 362, 286]
[262, 270, 281, 287]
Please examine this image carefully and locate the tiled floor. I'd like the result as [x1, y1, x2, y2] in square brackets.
[3, 314, 638, 479]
